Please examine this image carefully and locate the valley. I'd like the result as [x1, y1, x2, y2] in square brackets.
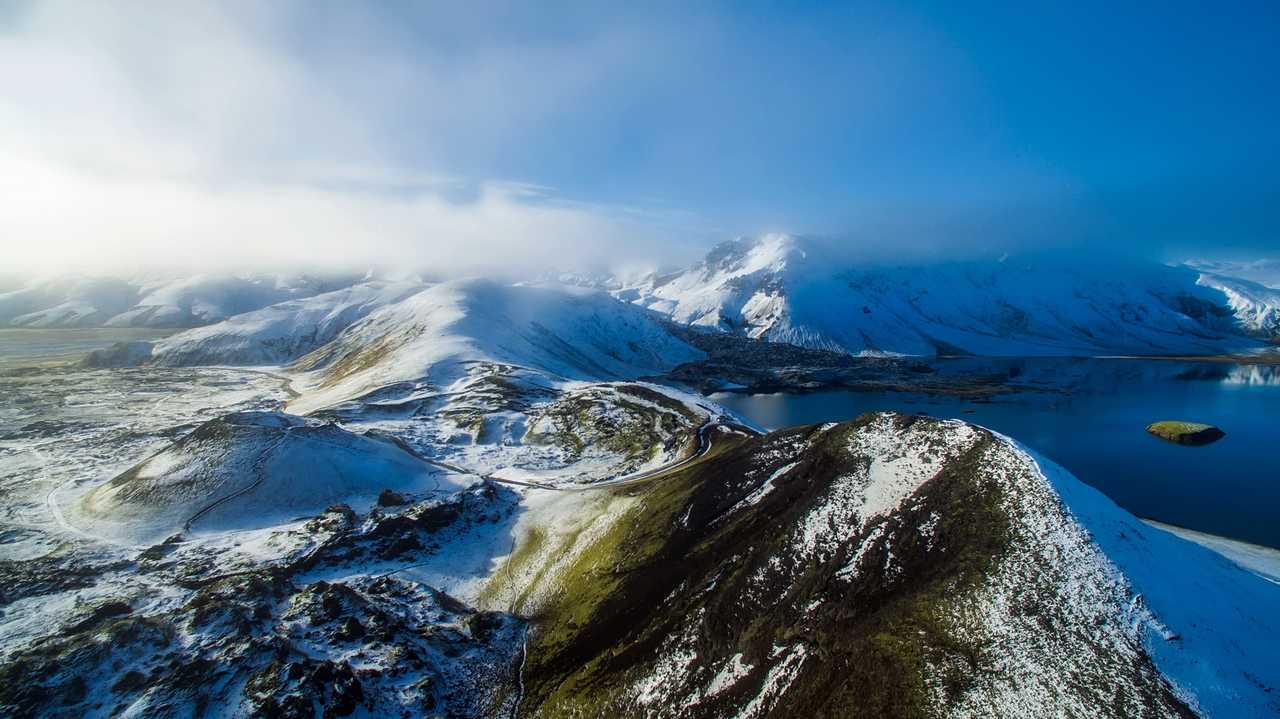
[1, 248, 1278, 718]
[7, 3, 1279, 715]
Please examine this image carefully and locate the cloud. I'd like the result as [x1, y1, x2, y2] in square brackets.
[0, 149, 699, 276]
[2, 1, 1275, 276]
[0, 1, 711, 276]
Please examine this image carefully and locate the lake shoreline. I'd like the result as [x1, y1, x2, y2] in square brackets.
[710, 356, 1280, 550]
[1143, 519, 1280, 584]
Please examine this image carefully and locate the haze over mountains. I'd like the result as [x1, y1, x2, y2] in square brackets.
[4, 235, 1279, 718]
[612, 235, 1280, 357]
[20, 235, 1274, 375]
[0, 273, 363, 329]
[4, 2, 1278, 715]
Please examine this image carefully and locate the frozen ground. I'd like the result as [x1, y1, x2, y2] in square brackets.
[2, 341, 1277, 717]
[1143, 520, 1280, 585]
[0, 347, 726, 718]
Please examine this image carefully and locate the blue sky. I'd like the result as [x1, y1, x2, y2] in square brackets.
[1, 1, 1277, 273]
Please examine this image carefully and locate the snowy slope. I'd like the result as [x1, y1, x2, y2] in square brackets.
[103, 273, 357, 327]
[0, 273, 360, 329]
[288, 279, 704, 414]
[0, 276, 139, 327]
[1186, 258, 1280, 289]
[1025, 442, 1280, 718]
[69, 410, 471, 544]
[509, 412, 1280, 718]
[1193, 272, 1280, 337]
[620, 234, 1273, 356]
[144, 280, 425, 366]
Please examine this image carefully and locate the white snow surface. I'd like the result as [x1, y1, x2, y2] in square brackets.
[1186, 258, 1280, 289]
[1143, 520, 1280, 586]
[1194, 272, 1280, 338]
[618, 234, 1276, 356]
[0, 273, 359, 329]
[148, 280, 424, 365]
[288, 279, 705, 414]
[68, 410, 472, 545]
[1025, 444, 1280, 718]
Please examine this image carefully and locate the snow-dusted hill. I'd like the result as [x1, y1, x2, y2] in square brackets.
[0, 276, 140, 328]
[1186, 258, 1280, 289]
[70, 410, 469, 545]
[0, 273, 359, 329]
[618, 234, 1276, 356]
[506, 412, 1280, 718]
[287, 279, 705, 414]
[138, 280, 425, 366]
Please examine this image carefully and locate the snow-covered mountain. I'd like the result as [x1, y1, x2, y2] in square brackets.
[0, 276, 140, 328]
[507, 412, 1280, 718]
[1186, 258, 1280, 289]
[5, 323, 1279, 716]
[618, 234, 1277, 356]
[1193, 272, 1280, 338]
[72, 410, 468, 545]
[286, 279, 705, 414]
[136, 280, 426, 366]
[0, 273, 359, 329]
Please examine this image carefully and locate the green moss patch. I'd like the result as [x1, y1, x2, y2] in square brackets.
[1145, 420, 1225, 446]
[514, 416, 1017, 718]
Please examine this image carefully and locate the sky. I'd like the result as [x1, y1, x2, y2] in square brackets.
[1, 0, 1277, 276]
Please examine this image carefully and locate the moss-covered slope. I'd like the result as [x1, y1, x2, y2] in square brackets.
[515, 412, 1194, 719]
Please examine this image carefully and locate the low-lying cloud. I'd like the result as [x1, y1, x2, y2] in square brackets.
[0, 1, 710, 276]
[1, 150, 694, 276]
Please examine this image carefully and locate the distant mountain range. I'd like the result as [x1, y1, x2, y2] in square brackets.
[15, 238, 1277, 363]
[0, 273, 361, 329]
[6, 244, 1279, 718]
[613, 234, 1280, 356]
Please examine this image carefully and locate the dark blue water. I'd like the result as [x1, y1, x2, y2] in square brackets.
[712, 358, 1280, 549]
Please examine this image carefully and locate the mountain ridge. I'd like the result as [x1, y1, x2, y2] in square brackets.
[496, 412, 1278, 718]
[615, 235, 1279, 357]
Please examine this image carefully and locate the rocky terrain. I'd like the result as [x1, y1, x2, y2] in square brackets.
[491, 412, 1279, 718]
[2, 264, 1278, 718]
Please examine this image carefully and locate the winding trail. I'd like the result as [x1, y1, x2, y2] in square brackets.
[181, 429, 291, 532]
[230, 366, 302, 400]
[475, 419, 751, 494]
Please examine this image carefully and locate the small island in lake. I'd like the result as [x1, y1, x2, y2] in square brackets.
[1146, 420, 1226, 446]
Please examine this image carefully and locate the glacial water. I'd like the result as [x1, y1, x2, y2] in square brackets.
[712, 357, 1280, 549]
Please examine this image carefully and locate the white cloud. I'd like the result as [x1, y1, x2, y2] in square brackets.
[0, 149, 686, 275]
[0, 1, 703, 276]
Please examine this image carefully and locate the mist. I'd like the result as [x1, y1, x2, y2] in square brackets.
[2, 1, 1277, 279]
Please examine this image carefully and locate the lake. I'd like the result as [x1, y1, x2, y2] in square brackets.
[712, 357, 1280, 549]
[4, 330, 1276, 550]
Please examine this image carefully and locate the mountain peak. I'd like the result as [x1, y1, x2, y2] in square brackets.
[701, 233, 814, 277]
[625, 237, 1278, 356]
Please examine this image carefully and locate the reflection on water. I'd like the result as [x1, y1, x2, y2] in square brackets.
[713, 357, 1280, 549]
[1223, 364, 1280, 386]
